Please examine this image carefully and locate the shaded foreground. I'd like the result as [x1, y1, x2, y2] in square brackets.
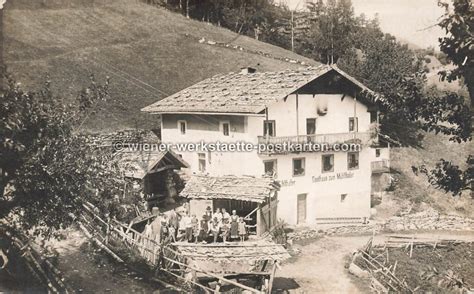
[386, 242, 474, 292]
[47, 229, 167, 293]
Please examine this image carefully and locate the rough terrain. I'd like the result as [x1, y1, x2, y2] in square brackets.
[275, 232, 474, 293]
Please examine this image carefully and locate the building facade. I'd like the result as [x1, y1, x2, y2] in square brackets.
[143, 65, 390, 226]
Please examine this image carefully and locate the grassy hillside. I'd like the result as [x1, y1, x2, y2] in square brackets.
[376, 132, 474, 219]
[3, 0, 317, 132]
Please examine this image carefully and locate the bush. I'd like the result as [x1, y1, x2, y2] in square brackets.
[271, 220, 288, 245]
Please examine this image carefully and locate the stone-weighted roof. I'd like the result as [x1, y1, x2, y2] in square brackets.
[180, 175, 280, 203]
[142, 65, 375, 115]
[172, 241, 290, 275]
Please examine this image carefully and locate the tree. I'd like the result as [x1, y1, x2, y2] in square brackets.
[337, 12, 471, 147]
[420, 156, 473, 196]
[438, 0, 474, 106]
[418, 0, 474, 196]
[304, 0, 356, 64]
[0, 76, 125, 236]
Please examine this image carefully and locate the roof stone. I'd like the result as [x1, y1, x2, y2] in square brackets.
[180, 175, 280, 203]
[142, 64, 376, 114]
[142, 65, 333, 114]
[172, 241, 290, 274]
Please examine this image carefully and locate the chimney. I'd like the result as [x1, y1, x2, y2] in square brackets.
[240, 67, 257, 74]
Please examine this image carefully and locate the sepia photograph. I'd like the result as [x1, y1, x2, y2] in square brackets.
[0, 0, 472, 293]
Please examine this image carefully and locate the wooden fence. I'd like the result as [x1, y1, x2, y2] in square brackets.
[80, 203, 268, 293]
[81, 203, 161, 265]
[1, 227, 73, 293]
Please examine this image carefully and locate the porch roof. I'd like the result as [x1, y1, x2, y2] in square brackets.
[180, 175, 280, 203]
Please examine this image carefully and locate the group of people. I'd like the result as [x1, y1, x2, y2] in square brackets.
[148, 207, 248, 244]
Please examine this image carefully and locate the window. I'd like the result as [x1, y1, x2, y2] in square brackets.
[370, 111, 378, 123]
[198, 153, 206, 172]
[306, 118, 316, 135]
[375, 148, 381, 158]
[349, 117, 358, 132]
[347, 152, 359, 170]
[340, 194, 348, 203]
[220, 121, 230, 136]
[264, 160, 277, 177]
[178, 120, 187, 135]
[322, 154, 334, 173]
[306, 118, 316, 142]
[263, 120, 276, 137]
[292, 158, 305, 176]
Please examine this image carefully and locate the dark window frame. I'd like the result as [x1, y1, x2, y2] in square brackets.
[178, 120, 187, 135]
[349, 117, 358, 132]
[221, 121, 230, 136]
[292, 157, 306, 177]
[306, 118, 317, 135]
[322, 154, 334, 173]
[198, 153, 206, 172]
[263, 120, 276, 137]
[263, 159, 278, 177]
[347, 152, 359, 170]
[340, 194, 348, 203]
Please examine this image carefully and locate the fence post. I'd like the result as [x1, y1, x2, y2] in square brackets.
[105, 213, 110, 245]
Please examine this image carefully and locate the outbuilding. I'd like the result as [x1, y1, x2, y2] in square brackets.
[180, 175, 280, 237]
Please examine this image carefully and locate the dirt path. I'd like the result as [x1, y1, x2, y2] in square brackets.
[274, 235, 369, 293]
[275, 232, 474, 293]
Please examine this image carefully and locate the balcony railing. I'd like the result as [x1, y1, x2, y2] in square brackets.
[257, 132, 374, 153]
[371, 159, 390, 173]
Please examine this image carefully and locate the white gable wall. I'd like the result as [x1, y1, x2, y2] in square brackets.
[256, 93, 371, 136]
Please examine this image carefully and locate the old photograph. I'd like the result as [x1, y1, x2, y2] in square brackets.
[0, 0, 473, 293]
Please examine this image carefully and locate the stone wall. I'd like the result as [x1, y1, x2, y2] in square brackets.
[288, 208, 473, 242]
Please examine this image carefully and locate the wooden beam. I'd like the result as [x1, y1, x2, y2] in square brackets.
[149, 165, 178, 173]
[161, 255, 263, 294]
[267, 262, 278, 294]
[244, 206, 261, 220]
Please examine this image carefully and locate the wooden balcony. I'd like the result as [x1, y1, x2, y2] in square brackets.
[371, 159, 390, 173]
[258, 132, 373, 153]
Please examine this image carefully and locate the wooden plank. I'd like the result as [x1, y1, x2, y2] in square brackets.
[267, 262, 277, 294]
[161, 268, 214, 292]
[79, 223, 124, 263]
[161, 255, 263, 294]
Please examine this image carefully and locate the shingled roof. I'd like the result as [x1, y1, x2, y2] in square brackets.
[141, 64, 375, 115]
[180, 175, 280, 203]
[117, 149, 189, 179]
[172, 241, 290, 275]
